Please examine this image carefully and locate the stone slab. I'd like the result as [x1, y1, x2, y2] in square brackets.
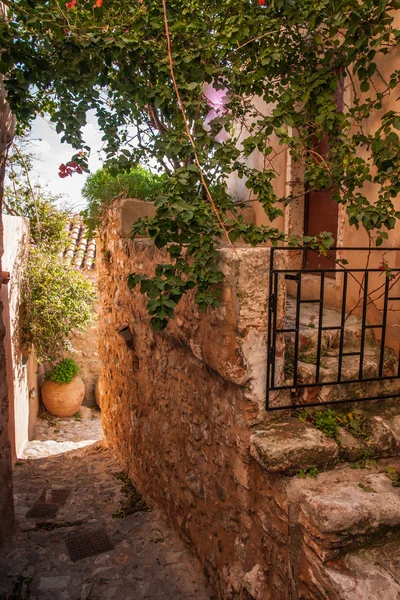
[323, 540, 400, 600]
[250, 420, 339, 474]
[288, 464, 400, 559]
[120, 198, 156, 238]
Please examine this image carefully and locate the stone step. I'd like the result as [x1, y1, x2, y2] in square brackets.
[251, 413, 400, 474]
[280, 345, 398, 405]
[284, 297, 376, 354]
[281, 296, 400, 405]
[318, 541, 400, 600]
[294, 348, 397, 383]
[287, 461, 400, 561]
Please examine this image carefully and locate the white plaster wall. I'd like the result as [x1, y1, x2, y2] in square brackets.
[1, 215, 38, 460]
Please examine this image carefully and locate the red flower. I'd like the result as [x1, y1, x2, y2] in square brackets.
[58, 160, 83, 178]
[258, 0, 265, 5]
[378, 262, 388, 271]
[93, 0, 103, 7]
[66, 0, 76, 9]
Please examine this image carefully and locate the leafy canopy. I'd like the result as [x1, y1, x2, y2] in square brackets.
[2, 0, 400, 328]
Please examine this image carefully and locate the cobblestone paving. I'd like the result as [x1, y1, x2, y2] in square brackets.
[0, 410, 212, 600]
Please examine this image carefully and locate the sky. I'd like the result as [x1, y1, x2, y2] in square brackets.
[28, 112, 105, 212]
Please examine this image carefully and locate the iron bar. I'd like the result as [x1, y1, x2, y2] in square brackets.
[271, 271, 278, 389]
[337, 271, 348, 383]
[271, 374, 400, 390]
[359, 271, 369, 381]
[272, 268, 400, 274]
[378, 276, 390, 377]
[292, 273, 302, 386]
[315, 273, 325, 384]
[266, 392, 400, 412]
[265, 247, 275, 411]
[270, 246, 400, 251]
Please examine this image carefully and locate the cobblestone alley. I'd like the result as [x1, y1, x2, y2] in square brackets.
[0, 409, 212, 600]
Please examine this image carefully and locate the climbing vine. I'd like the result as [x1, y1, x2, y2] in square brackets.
[2, 0, 400, 328]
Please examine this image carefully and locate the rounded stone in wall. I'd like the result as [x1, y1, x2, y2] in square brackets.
[94, 378, 101, 410]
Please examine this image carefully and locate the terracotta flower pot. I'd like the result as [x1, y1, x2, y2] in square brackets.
[41, 376, 85, 417]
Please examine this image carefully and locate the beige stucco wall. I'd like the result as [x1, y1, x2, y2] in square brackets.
[1, 215, 39, 460]
[0, 212, 14, 546]
[227, 95, 286, 233]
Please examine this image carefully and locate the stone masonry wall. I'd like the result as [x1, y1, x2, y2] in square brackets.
[70, 271, 99, 407]
[98, 200, 292, 600]
[98, 200, 400, 600]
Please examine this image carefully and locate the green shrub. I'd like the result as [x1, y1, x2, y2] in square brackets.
[81, 166, 166, 234]
[22, 248, 96, 363]
[46, 358, 80, 384]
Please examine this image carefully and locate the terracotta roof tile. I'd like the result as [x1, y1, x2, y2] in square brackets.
[62, 216, 96, 270]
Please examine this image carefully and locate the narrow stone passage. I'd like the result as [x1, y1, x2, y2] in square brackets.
[0, 411, 212, 600]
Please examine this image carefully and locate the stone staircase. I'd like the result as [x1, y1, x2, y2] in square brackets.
[258, 291, 400, 598]
[287, 462, 400, 599]
[279, 297, 399, 406]
[251, 406, 400, 599]
[256, 289, 400, 597]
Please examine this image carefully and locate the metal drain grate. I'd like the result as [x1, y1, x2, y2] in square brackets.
[65, 529, 114, 561]
[26, 489, 70, 519]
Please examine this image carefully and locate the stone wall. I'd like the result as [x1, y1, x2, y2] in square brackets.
[0, 213, 14, 547]
[70, 270, 99, 407]
[98, 200, 293, 599]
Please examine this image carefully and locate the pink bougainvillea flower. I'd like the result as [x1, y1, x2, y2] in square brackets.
[58, 160, 83, 178]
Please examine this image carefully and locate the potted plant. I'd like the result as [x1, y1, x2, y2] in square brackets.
[41, 358, 85, 417]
